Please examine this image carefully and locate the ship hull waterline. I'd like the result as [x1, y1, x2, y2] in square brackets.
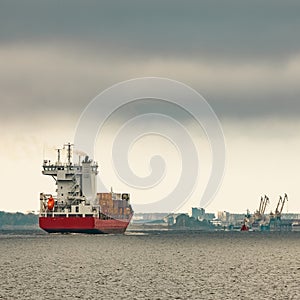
[39, 216, 131, 234]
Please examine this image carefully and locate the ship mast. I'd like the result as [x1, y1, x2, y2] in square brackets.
[64, 143, 74, 165]
[56, 148, 62, 164]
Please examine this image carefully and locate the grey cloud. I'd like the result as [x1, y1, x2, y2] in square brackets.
[1, 1, 300, 125]
[1, 1, 300, 62]
[1, 45, 300, 123]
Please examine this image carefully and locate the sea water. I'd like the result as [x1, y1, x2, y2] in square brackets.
[0, 231, 299, 299]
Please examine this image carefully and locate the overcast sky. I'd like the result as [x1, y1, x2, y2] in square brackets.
[1, 1, 300, 213]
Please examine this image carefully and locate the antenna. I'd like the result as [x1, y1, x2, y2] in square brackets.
[55, 148, 63, 164]
[63, 143, 74, 165]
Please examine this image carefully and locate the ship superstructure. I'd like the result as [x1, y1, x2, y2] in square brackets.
[39, 143, 133, 234]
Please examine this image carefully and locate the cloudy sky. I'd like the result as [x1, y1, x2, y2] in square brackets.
[1, 0, 300, 214]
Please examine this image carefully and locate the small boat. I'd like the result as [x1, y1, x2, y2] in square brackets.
[240, 223, 249, 231]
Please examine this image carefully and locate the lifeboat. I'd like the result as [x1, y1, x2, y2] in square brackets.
[47, 197, 55, 211]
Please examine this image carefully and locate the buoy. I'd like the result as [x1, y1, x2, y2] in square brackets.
[47, 197, 55, 210]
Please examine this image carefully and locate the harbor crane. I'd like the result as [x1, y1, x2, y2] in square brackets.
[280, 194, 288, 213]
[275, 196, 282, 216]
[254, 195, 269, 221]
[258, 196, 264, 215]
[273, 194, 288, 219]
[278, 193, 288, 218]
[261, 195, 269, 215]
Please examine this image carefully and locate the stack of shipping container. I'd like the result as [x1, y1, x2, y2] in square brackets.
[97, 192, 131, 218]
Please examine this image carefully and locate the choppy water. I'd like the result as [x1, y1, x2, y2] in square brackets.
[0, 231, 299, 300]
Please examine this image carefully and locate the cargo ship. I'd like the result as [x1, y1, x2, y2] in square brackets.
[39, 143, 133, 234]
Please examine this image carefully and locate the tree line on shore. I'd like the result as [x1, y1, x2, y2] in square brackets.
[0, 211, 38, 227]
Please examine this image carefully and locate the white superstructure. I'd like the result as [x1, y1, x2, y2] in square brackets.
[40, 143, 99, 217]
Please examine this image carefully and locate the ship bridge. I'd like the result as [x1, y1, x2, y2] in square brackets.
[42, 143, 98, 205]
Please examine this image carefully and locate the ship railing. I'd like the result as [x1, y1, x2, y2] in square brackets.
[43, 164, 82, 172]
[43, 161, 98, 170]
[104, 214, 132, 220]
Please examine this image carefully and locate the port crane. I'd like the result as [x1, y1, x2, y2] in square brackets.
[255, 195, 269, 220]
[243, 193, 290, 231]
[258, 196, 264, 215]
[275, 196, 282, 216]
[275, 194, 288, 219]
[261, 195, 269, 215]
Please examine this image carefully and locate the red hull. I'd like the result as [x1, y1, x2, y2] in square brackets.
[39, 216, 131, 234]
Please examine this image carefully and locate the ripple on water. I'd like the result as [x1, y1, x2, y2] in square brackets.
[0, 231, 300, 299]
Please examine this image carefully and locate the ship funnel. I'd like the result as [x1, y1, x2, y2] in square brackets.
[81, 158, 97, 204]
